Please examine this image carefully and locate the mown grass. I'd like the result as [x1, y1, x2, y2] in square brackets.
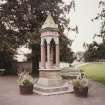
[80, 63, 105, 84]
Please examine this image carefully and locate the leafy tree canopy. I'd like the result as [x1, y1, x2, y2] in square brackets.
[0, 0, 76, 64]
[84, 41, 105, 62]
[92, 0, 105, 44]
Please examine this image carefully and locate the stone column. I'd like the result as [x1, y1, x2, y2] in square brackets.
[47, 44, 51, 68]
[56, 44, 60, 67]
[41, 45, 45, 68]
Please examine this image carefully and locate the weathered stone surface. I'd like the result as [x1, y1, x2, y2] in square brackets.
[35, 14, 71, 95]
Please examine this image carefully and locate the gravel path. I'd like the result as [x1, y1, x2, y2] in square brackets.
[0, 76, 105, 105]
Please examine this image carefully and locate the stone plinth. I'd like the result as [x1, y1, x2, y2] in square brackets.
[34, 68, 73, 95]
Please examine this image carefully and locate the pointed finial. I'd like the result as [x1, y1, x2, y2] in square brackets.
[41, 13, 58, 29]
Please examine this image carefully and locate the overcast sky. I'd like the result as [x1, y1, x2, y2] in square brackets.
[64, 0, 101, 52]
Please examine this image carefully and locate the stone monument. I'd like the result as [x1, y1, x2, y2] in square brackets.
[34, 13, 72, 95]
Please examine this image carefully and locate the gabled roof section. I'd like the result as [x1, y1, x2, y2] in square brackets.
[41, 13, 58, 30]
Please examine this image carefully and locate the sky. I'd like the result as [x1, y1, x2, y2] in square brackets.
[64, 0, 101, 52]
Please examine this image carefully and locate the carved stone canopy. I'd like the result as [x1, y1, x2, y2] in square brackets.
[41, 13, 59, 45]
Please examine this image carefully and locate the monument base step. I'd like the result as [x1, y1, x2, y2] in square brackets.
[34, 82, 73, 95]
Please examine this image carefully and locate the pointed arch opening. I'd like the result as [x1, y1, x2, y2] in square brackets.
[43, 39, 47, 62]
[50, 38, 56, 64]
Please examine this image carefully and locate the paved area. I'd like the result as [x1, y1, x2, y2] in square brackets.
[0, 76, 105, 105]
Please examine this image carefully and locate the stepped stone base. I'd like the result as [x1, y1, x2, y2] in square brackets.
[34, 78, 73, 95]
[34, 68, 73, 95]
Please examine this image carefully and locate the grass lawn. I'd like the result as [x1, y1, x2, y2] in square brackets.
[80, 63, 105, 84]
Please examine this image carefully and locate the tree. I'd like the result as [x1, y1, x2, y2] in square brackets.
[84, 41, 105, 62]
[60, 34, 75, 63]
[84, 41, 98, 62]
[92, 0, 105, 44]
[0, 0, 75, 44]
[0, 49, 17, 74]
